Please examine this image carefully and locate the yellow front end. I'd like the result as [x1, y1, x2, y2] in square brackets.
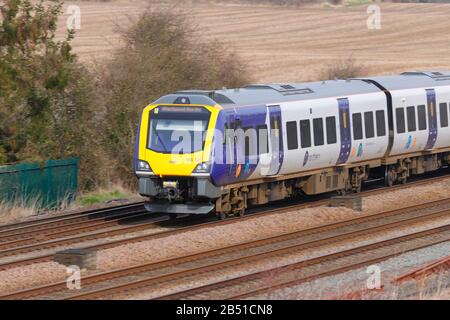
[137, 104, 221, 177]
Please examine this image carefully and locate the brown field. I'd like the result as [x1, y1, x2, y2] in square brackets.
[58, 0, 450, 82]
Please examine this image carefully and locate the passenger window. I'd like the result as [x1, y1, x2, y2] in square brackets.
[286, 121, 298, 150]
[440, 103, 449, 128]
[406, 106, 416, 132]
[300, 120, 311, 148]
[326, 116, 337, 144]
[352, 113, 363, 140]
[313, 118, 324, 146]
[396, 108, 406, 134]
[364, 112, 375, 138]
[376, 110, 386, 137]
[418, 105, 427, 130]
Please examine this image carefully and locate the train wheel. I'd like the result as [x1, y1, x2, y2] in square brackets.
[230, 188, 246, 217]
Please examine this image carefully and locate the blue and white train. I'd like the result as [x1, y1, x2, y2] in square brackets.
[135, 71, 450, 218]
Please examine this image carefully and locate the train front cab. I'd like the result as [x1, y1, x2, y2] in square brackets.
[135, 103, 222, 215]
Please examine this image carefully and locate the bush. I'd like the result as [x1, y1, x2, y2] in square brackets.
[0, 1, 251, 193]
[0, 0, 101, 189]
[320, 56, 367, 80]
[97, 6, 250, 186]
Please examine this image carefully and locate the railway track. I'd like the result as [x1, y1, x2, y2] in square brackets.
[161, 226, 450, 300]
[0, 197, 328, 271]
[0, 172, 447, 237]
[0, 202, 145, 233]
[0, 202, 158, 250]
[0, 174, 448, 272]
[393, 255, 450, 284]
[0, 210, 163, 247]
[0, 215, 171, 258]
[2, 196, 449, 300]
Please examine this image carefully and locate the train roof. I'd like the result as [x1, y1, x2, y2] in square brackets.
[357, 71, 450, 91]
[152, 71, 450, 108]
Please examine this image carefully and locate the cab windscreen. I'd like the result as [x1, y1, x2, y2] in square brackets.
[147, 106, 210, 154]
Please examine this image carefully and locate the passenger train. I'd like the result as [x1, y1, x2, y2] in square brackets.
[134, 71, 450, 219]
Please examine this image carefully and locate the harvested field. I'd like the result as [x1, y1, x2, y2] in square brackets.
[58, 1, 450, 82]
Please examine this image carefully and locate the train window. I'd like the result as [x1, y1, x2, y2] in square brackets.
[326, 116, 337, 144]
[418, 105, 427, 130]
[396, 108, 406, 133]
[352, 113, 363, 140]
[364, 112, 375, 138]
[376, 110, 386, 136]
[257, 125, 269, 154]
[440, 103, 449, 128]
[300, 120, 311, 148]
[286, 121, 298, 150]
[313, 118, 324, 146]
[406, 106, 416, 132]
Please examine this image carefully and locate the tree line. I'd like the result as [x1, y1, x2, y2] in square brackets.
[0, 0, 249, 190]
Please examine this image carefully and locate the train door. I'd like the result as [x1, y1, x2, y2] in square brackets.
[224, 111, 237, 177]
[336, 98, 352, 165]
[425, 89, 438, 150]
[267, 105, 284, 175]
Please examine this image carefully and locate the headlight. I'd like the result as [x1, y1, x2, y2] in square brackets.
[193, 162, 211, 174]
[137, 160, 152, 172]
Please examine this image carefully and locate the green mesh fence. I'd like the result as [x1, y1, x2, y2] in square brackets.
[0, 158, 79, 209]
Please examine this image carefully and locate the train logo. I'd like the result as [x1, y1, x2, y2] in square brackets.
[302, 150, 309, 167]
[405, 135, 412, 149]
[235, 164, 242, 177]
[243, 160, 250, 175]
[357, 143, 363, 157]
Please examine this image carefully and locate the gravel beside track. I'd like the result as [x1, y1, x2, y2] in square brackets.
[0, 175, 449, 297]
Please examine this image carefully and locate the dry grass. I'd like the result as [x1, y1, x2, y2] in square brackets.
[413, 271, 449, 300]
[0, 199, 40, 225]
[0, 182, 139, 226]
[0, 194, 80, 225]
[57, 1, 450, 82]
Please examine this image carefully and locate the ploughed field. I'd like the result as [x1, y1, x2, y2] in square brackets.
[58, 1, 450, 82]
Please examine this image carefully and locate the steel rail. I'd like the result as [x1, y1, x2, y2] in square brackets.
[0, 174, 448, 272]
[0, 171, 447, 237]
[3, 199, 448, 300]
[0, 202, 145, 233]
[393, 255, 450, 284]
[158, 226, 450, 300]
[0, 209, 155, 246]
